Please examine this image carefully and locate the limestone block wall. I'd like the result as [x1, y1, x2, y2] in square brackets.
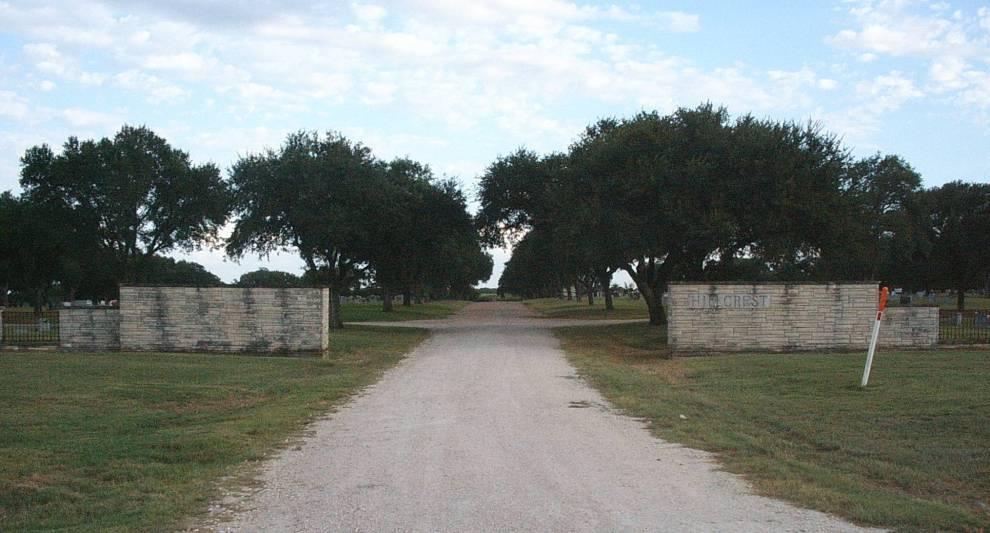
[668, 283, 879, 353]
[59, 308, 121, 351]
[880, 307, 938, 347]
[119, 286, 330, 354]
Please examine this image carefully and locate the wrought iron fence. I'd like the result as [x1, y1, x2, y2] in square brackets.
[939, 309, 990, 344]
[1, 309, 60, 345]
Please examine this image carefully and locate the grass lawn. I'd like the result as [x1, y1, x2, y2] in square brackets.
[890, 295, 990, 310]
[0, 325, 428, 532]
[556, 323, 990, 532]
[524, 297, 649, 320]
[340, 300, 468, 322]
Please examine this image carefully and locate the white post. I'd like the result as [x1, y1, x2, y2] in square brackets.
[861, 287, 889, 388]
[861, 313, 882, 387]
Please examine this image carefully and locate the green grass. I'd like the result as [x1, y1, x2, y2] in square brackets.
[556, 323, 990, 532]
[0, 325, 428, 532]
[890, 295, 990, 310]
[340, 300, 468, 322]
[524, 297, 649, 320]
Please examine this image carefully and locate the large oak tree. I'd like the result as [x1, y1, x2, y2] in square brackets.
[19, 125, 230, 288]
[226, 131, 384, 329]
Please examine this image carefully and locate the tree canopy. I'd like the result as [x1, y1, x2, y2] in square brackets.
[235, 269, 304, 288]
[18, 125, 231, 287]
[227, 131, 490, 327]
[924, 181, 990, 309]
[485, 105, 852, 323]
[489, 104, 990, 317]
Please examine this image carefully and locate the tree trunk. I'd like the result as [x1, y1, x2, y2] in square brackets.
[403, 289, 412, 306]
[624, 262, 667, 326]
[330, 286, 344, 329]
[566, 286, 572, 300]
[600, 271, 614, 311]
[33, 287, 44, 314]
[642, 285, 666, 325]
[383, 286, 393, 312]
[579, 275, 595, 306]
[957, 287, 965, 311]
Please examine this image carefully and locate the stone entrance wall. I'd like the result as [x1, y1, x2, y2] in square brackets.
[60, 308, 120, 351]
[119, 286, 330, 354]
[667, 282, 937, 353]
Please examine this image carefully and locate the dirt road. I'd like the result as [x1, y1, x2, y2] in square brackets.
[218, 302, 874, 532]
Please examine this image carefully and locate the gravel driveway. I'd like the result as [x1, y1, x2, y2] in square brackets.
[215, 302, 876, 532]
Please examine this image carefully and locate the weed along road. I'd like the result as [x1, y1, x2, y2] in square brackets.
[218, 302, 874, 532]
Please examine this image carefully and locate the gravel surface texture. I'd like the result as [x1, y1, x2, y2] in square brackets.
[215, 302, 878, 532]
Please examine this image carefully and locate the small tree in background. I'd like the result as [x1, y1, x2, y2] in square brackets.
[235, 269, 303, 288]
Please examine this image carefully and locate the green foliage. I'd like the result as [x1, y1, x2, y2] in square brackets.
[0, 192, 64, 306]
[368, 160, 492, 304]
[227, 131, 386, 327]
[133, 256, 224, 287]
[485, 105, 851, 324]
[228, 132, 490, 324]
[235, 268, 303, 288]
[924, 181, 990, 309]
[476, 149, 566, 247]
[497, 229, 567, 298]
[486, 105, 990, 321]
[227, 131, 379, 283]
[19, 125, 231, 286]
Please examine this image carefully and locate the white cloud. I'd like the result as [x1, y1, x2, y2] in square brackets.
[113, 70, 189, 103]
[929, 56, 968, 90]
[352, 3, 387, 26]
[829, 1, 990, 122]
[0, 1, 117, 47]
[142, 52, 213, 74]
[22, 42, 105, 85]
[0, 91, 30, 121]
[856, 71, 924, 112]
[820, 71, 925, 141]
[38, 80, 56, 92]
[61, 107, 121, 128]
[360, 81, 397, 106]
[656, 11, 700, 33]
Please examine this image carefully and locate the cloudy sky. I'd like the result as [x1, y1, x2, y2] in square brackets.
[1, 0, 989, 286]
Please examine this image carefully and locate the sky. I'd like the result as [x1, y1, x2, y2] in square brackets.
[1, 0, 988, 287]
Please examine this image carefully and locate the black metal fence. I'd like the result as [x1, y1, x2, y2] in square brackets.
[1, 309, 60, 345]
[939, 310, 990, 344]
